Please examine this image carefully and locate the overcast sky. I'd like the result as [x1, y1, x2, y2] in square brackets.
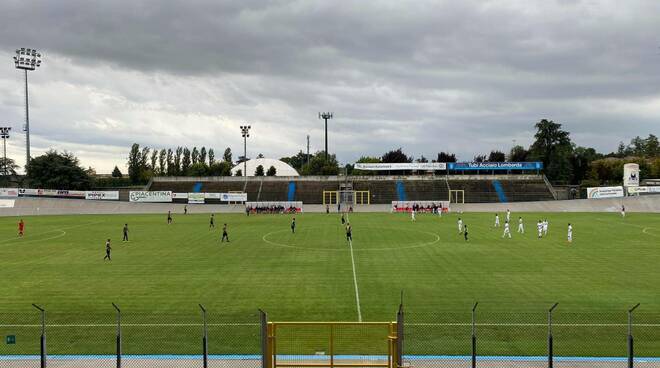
[1, 0, 659, 173]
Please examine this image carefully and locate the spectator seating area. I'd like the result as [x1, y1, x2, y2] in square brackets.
[147, 175, 555, 204]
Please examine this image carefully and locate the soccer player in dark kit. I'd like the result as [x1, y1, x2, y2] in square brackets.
[221, 224, 229, 242]
[104, 239, 112, 261]
[122, 224, 129, 242]
[346, 223, 352, 243]
[291, 217, 296, 233]
[167, 211, 173, 224]
[209, 214, 215, 229]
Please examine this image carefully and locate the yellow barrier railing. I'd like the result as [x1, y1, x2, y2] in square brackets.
[265, 322, 399, 368]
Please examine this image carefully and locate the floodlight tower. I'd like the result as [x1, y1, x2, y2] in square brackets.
[13, 48, 42, 166]
[0, 127, 10, 175]
[319, 112, 333, 161]
[240, 125, 251, 179]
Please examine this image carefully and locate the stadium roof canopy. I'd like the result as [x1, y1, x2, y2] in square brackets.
[231, 158, 299, 177]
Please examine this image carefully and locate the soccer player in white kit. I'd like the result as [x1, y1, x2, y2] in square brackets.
[506, 209, 511, 222]
[517, 217, 524, 233]
[494, 214, 500, 227]
[411, 209, 416, 222]
[543, 219, 549, 236]
[502, 221, 511, 238]
[458, 218, 463, 233]
[567, 223, 573, 243]
[537, 220, 543, 238]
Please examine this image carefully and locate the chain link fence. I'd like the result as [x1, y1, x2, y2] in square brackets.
[1, 305, 659, 368]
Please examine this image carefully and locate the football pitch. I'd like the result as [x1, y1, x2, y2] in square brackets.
[1, 210, 659, 356]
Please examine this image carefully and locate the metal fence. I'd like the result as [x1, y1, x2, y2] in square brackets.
[1, 304, 659, 368]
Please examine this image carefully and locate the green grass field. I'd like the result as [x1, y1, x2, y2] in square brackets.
[1, 211, 659, 356]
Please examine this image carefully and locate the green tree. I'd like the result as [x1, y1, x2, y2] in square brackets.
[127, 143, 142, 183]
[208, 148, 215, 165]
[508, 145, 528, 162]
[255, 165, 265, 176]
[266, 166, 277, 176]
[235, 169, 242, 177]
[166, 149, 174, 176]
[200, 147, 207, 165]
[352, 156, 381, 176]
[111, 166, 123, 178]
[301, 152, 339, 175]
[188, 162, 209, 176]
[182, 148, 192, 175]
[280, 151, 309, 172]
[572, 147, 602, 185]
[174, 147, 183, 175]
[209, 161, 232, 176]
[0, 157, 20, 176]
[27, 150, 92, 190]
[381, 148, 411, 163]
[473, 154, 487, 163]
[158, 149, 166, 175]
[150, 150, 158, 172]
[191, 147, 199, 165]
[645, 134, 659, 157]
[488, 150, 506, 162]
[528, 119, 574, 182]
[223, 147, 232, 163]
[436, 152, 457, 162]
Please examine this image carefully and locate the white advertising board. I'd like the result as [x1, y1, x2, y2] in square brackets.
[220, 192, 247, 202]
[129, 191, 173, 203]
[354, 162, 447, 171]
[172, 192, 188, 199]
[627, 186, 660, 194]
[188, 193, 205, 204]
[85, 191, 119, 200]
[587, 186, 624, 199]
[0, 188, 19, 197]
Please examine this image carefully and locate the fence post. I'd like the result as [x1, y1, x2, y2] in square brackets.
[628, 303, 640, 368]
[112, 303, 121, 368]
[260, 309, 268, 368]
[471, 302, 478, 368]
[32, 304, 46, 368]
[200, 304, 208, 368]
[547, 303, 558, 368]
[396, 301, 404, 368]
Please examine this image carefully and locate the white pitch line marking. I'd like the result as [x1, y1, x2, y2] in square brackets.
[346, 213, 362, 322]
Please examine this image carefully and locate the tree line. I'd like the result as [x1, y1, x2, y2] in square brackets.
[126, 144, 234, 183]
[5, 119, 657, 190]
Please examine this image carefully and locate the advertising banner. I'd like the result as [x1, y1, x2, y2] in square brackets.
[0, 188, 19, 197]
[56, 190, 86, 198]
[623, 163, 640, 187]
[0, 199, 15, 208]
[354, 162, 447, 171]
[204, 193, 222, 199]
[85, 191, 119, 201]
[129, 191, 172, 203]
[220, 192, 248, 202]
[627, 186, 660, 194]
[447, 162, 543, 171]
[171, 192, 188, 199]
[18, 188, 85, 197]
[587, 186, 624, 199]
[188, 193, 205, 204]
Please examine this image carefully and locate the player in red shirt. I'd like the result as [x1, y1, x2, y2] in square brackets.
[18, 219, 25, 237]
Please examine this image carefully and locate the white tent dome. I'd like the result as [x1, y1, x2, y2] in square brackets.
[231, 158, 299, 177]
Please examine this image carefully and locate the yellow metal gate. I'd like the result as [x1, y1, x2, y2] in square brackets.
[265, 322, 399, 368]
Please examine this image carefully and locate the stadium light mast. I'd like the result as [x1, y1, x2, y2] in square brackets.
[240, 125, 251, 179]
[0, 127, 10, 175]
[13, 48, 42, 167]
[319, 112, 333, 161]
